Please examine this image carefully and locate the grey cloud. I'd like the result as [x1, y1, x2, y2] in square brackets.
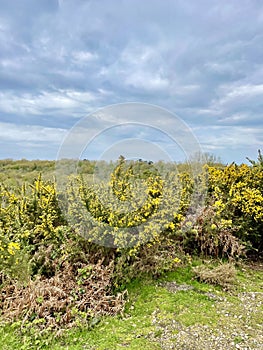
[0, 0, 263, 162]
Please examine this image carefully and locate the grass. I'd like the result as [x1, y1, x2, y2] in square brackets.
[0, 261, 262, 349]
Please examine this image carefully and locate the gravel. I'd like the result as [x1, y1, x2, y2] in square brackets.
[147, 288, 263, 350]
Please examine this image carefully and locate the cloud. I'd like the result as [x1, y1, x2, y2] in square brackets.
[216, 84, 263, 108]
[0, 89, 98, 118]
[0, 121, 66, 142]
[0, 121, 67, 159]
[0, 0, 263, 162]
[72, 51, 98, 65]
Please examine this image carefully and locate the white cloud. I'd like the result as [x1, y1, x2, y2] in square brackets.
[220, 84, 263, 103]
[125, 72, 169, 91]
[194, 125, 262, 150]
[0, 122, 67, 143]
[72, 51, 97, 64]
[99, 43, 171, 92]
[0, 90, 97, 116]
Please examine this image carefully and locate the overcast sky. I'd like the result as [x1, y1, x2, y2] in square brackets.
[0, 0, 263, 163]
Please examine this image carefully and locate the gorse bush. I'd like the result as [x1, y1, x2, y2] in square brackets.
[1, 153, 262, 280]
[0, 175, 66, 281]
[1, 153, 262, 270]
[207, 150, 263, 254]
[0, 159, 194, 329]
[0, 152, 262, 331]
[63, 156, 195, 251]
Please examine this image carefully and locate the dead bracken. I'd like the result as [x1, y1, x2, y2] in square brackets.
[192, 263, 237, 289]
[0, 261, 126, 332]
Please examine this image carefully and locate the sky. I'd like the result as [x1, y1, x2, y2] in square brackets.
[0, 0, 263, 164]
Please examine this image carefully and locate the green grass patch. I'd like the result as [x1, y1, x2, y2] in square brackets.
[0, 262, 262, 349]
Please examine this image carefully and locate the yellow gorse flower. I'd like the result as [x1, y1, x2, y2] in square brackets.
[7, 242, 20, 255]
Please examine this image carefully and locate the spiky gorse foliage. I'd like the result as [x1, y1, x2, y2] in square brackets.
[206, 150, 263, 253]
[0, 162, 188, 330]
[0, 182, 126, 331]
[0, 152, 262, 331]
[0, 175, 64, 243]
[64, 156, 193, 250]
[0, 175, 65, 279]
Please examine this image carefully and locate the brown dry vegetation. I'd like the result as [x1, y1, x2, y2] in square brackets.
[0, 260, 125, 332]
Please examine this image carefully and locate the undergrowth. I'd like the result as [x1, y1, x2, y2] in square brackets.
[0, 261, 262, 349]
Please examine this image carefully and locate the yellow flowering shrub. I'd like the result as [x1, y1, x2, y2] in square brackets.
[207, 150, 263, 252]
[1, 151, 261, 283]
[64, 157, 196, 251]
[0, 175, 65, 278]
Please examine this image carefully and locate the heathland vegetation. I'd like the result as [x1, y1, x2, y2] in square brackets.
[0, 151, 262, 349]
